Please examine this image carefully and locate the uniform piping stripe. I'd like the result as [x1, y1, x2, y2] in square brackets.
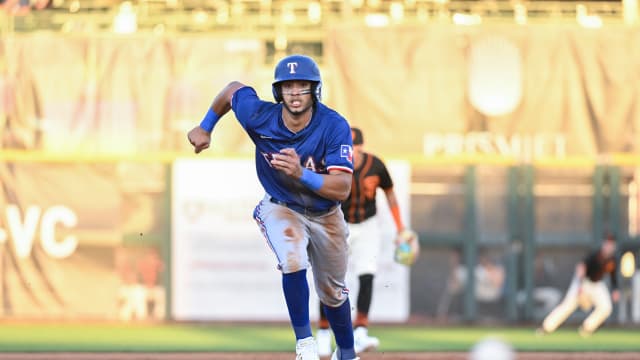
[254, 201, 281, 264]
[327, 165, 353, 173]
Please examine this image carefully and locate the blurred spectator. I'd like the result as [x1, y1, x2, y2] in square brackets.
[516, 256, 562, 320]
[114, 245, 165, 321]
[137, 246, 165, 320]
[114, 246, 146, 321]
[1, 0, 51, 15]
[437, 249, 506, 319]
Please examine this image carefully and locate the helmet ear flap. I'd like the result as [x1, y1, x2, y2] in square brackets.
[313, 82, 322, 102]
[272, 83, 283, 102]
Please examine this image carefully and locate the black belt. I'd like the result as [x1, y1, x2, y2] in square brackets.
[269, 197, 335, 217]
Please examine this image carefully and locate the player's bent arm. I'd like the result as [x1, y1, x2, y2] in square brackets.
[310, 170, 352, 201]
[383, 187, 405, 232]
[210, 81, 246, 117]
[187, 81, 246, 153]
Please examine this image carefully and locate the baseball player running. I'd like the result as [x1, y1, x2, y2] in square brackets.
[317, 127, 411, 356]
[537, 233, 620, 337]
[187, 54, 359, 360]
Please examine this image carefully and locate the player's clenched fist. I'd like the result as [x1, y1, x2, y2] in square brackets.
[187, 126, 211, 154]
[271, 148, 303, 178]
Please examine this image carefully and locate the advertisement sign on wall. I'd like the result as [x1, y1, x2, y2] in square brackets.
[172, 158, 412, 322]
[0, 163, 167, 320]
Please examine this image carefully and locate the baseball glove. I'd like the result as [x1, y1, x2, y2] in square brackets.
[394, 229, 420, 266]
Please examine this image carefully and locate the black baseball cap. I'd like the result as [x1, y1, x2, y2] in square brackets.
[351, 127, 363, 145]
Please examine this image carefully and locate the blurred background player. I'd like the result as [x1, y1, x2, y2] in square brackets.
[187, 54, 359, 360]
[537, 233, 620, 337]
[317, 127, 409, 356]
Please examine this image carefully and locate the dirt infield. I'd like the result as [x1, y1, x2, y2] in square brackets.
[0, 353, 638, 360]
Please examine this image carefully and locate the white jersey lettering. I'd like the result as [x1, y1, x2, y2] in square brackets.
[304, 156, 317, 171]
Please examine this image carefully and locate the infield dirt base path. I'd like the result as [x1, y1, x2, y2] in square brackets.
[0, 353, 638, 360]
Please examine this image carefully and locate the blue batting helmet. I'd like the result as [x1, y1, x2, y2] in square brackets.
[272, 54, 322, 103]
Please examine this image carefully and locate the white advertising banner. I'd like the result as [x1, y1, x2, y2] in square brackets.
[172, 158, 411, 322]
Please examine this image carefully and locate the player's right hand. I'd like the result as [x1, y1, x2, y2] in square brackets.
[187, 126, 211, 154]
[612, 289, 620, 302]
[271, 148, 302, 177]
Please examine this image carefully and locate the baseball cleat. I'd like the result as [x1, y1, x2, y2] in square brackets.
[534, 327, 548, 337]
[578, 326, 593, 338]
[316, 329, 332, 357]
[353, 326, 379, 353]
[296, 336, 320, 360]
[330, 349, 360, 360]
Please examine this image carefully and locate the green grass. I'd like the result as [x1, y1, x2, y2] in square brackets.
[0, 323, 638, 352]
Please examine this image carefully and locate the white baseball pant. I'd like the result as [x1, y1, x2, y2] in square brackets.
[542, 277, 613, 333]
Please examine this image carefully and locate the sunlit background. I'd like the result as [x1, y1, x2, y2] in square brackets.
[0, 0, 639, 334]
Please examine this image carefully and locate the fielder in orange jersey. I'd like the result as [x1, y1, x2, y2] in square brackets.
[316, 127, 413, 356]
[537, 233, 620, 337]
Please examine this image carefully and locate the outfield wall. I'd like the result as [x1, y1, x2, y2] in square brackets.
[0, 156, 637, 325]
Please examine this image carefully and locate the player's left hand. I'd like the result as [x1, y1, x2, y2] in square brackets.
[394, 229, 420, 266]
[271, 148, 302, 177]
[575, 263, 586, 278]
